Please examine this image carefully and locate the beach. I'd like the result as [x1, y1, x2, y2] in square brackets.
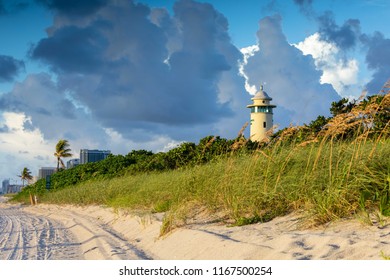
[1, 199, 386, 260]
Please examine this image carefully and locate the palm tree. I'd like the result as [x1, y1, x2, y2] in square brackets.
[19, 167, 34, 205]
[19, 167, 33, 187]
[54, 139, 73, 170]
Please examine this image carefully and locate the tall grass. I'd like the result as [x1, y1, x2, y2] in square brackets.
[27, 136, 389, 234]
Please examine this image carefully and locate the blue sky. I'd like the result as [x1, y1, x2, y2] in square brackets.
[0, 0, 389, 183]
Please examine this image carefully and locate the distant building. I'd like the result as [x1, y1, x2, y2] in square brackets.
[7, 184, 22, 193]
[67, 158, 80, 169]
[1, 180, 22, 194]
[80, 149, 111, 164]
[38, 167, 57, 180]
[2, 179, 10, 194]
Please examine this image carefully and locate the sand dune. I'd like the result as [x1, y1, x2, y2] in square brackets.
[21, 203, 390, 260]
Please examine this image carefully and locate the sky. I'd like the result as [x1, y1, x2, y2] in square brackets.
[0, 0, 389, 183]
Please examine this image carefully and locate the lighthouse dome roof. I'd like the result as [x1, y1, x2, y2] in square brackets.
[252, 85, 272, 100]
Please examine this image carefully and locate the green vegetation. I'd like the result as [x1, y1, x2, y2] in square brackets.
[12, 91, 390, 234]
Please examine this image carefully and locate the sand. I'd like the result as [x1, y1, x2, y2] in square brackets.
[20, 202, 390, 260]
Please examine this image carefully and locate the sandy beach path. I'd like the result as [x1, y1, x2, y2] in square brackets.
[0, 204, 82, 260]
[24, 203, 390, 260]
[2, 195, 390, 260]
[0, 197, 149, 260]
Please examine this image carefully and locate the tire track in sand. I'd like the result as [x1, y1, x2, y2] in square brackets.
[0, 206, 82, 260]
[0, 203, 152, 260]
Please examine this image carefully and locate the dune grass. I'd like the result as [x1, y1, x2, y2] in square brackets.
[31, 135, 390, 234]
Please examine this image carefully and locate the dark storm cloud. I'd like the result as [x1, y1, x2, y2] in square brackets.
[317, 11, 361, 50]
[292, 2, 360, 50]
[0, 55, 25, 82]
[32, 25, 108, 73]
[361, 32, 390, 94]
[244, 15, 340, 127]
[36, 0, 108, 17]
[0, 73, 108, 141]
[30, 0, 239, 140]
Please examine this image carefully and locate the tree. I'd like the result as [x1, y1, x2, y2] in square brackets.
[330, 98, 354, 117]
[19, 167, 33, 187]
[54, 139, 73, 170]
[307, 115, 329, 134]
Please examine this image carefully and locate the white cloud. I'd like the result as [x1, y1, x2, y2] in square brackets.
[239, 45, 260, 95]
[0, 112, 54, 180]
[240, 16, 340, 128]
[0, 112, 50, 155]
[294, 33, 360, 97]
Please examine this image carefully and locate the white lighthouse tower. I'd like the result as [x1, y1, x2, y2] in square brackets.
[247, 85, 276, 142]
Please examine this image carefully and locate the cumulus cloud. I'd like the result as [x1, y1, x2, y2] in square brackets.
[29, 0, 245, 142]
[0, 0, 251, 180]
[0, 111, 53, 177]
[318, 12, 361, 50]
[0, 55, 25, 82]
[32, 25, 108, 73]
[316, 12, 390, 94]
[242, 15, 340, 127]
[0, 73, 105, 142]
[292, 2, 388, 96]
[0, 73, 182, 173]
[294, 33, 359, 97]
[239, 45, 259, 95]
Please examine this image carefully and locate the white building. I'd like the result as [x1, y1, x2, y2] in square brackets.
[247, 85, 276, 142]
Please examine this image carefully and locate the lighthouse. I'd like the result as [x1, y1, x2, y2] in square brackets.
[247, 85, 276, 142]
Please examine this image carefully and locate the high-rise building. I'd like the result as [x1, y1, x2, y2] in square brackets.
[38, 167, 57, 180]
[80, 149, 111, 164]
[67, 158, 80, 169]
[247, 85, 277, 142]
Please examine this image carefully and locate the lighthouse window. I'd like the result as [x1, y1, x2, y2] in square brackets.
[263, 122, 267, 128]
[252, 107, 273, 113]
